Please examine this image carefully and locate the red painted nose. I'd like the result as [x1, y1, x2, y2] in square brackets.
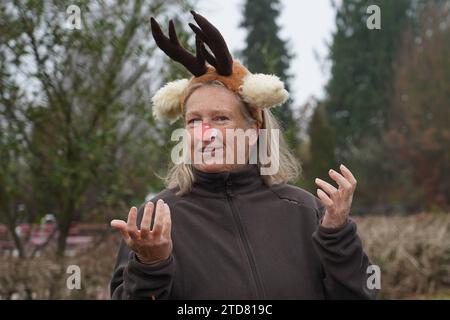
[203, 122, 211, 131]
[195, 122, 216, 141]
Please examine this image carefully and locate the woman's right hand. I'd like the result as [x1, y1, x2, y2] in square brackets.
[110, 199, 173, 265]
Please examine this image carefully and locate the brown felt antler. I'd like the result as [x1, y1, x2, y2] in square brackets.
[150, 17, 207, 77]
[188, 10, 233, 76]
[150, 11, 233, 77]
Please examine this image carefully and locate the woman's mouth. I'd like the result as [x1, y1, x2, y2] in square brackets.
[200, 145, 223, 155]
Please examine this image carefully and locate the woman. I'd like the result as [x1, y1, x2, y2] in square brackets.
[109, 11, 377, 300]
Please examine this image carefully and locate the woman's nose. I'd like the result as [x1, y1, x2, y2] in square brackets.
[195, 122, 217, 141]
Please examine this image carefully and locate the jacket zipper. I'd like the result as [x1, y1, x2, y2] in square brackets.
[225, 180, 265, 299]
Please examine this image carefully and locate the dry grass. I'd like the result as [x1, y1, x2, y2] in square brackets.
[1, 214, 449, 299]
[354, 213, 450, 299]
[0, 233, 120, 299]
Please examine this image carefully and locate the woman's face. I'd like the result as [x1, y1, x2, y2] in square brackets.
[184, 85, 259, 173]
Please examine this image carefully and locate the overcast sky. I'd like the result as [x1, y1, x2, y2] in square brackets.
[197, 0, 337, 109]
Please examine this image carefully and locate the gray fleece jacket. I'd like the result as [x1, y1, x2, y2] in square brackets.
[110, 165, 378, 299]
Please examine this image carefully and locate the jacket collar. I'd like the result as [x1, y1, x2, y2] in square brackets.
[190, 164, 264, 198]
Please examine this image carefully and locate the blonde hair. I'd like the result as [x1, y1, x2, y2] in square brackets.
[163, 81, 301, 195]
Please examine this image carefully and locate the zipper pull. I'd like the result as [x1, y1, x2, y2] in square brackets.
[225, 179, 233, 196]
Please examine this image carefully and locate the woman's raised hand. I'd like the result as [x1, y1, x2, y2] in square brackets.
[110, 199, 173, 265]
[315, 164, 357, 229]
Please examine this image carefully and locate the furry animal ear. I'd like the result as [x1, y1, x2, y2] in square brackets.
[151, 78, 189, 121]
[240, 74, 289, 109]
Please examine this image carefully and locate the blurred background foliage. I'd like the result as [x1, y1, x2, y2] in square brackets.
[303, 0, 450, 216]
[0, 0, 449, 299]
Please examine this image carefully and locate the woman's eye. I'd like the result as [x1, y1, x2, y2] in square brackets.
[214, 116, 229, 122]
[187, 119, 201, 125]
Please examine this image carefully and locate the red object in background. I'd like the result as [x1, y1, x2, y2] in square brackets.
[69, 224, 80, 235]
[0, 222, 108, 252]
[17, 223, 31, 235]
[0, 224, 8, 236]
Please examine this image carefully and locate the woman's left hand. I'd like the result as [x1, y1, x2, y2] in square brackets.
[315, 164, 357, 229]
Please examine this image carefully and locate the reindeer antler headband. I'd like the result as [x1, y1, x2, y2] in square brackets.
[150, 11, 289, 123]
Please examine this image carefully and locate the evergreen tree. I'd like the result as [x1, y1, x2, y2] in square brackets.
[325, 0, 412, 155]
[322, 0, 414, 212]
[239, 0, 298, 147]
[305, 104, 337, 191]
[322, 0, 449, 213]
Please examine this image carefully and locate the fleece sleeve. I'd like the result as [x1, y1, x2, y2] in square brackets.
[312, 214, 379, 299]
